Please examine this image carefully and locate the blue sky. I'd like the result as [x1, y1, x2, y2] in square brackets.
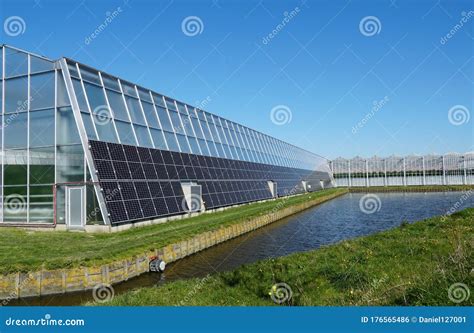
[1, 0, 473, 159]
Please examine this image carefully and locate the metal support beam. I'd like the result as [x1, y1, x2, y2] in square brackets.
[59, 59, 111, 226]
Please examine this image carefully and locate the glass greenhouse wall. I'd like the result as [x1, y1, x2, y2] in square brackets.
[330, 154, 474, 187]
[0, 45, 332, 227]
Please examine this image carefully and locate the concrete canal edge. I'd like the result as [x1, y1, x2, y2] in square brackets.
[0, 190, 347, 301]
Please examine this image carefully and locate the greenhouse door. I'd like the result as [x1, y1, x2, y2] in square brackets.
[66, 186, 85, 228]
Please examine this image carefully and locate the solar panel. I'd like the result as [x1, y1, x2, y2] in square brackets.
[90, 140, 319, 224]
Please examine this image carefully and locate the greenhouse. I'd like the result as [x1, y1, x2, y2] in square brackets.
[330, 153, 474, 187]
[0, 45, 332, 228]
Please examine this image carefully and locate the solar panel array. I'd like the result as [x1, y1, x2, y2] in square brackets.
[89, 140, 325, 224]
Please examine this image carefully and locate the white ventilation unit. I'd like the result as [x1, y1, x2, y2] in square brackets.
[267, 180, 277, 198]
[181, 182, 204, 213]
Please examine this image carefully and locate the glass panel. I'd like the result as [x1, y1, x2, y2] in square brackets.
[198, 139, 209, 156]
[165, 98, 176, 111]
[72, 79, 89, 112]
[29, 185, 53, 223]
[86, 185, 103, 225]
[79, 65, 101, 85]
[30, 109, 55, 147]
[81, 112, 97, 139]
[30, 72, 55, 110]
[5, 49, 28, 77]
[115, 120, 137, 145]
[187, 137, 200, 154]
[67, 61, 79, 78]
[121, 81, 137, 97]
[176, 134, 190, 153]
[150, 128, 167, 150]
[169, 111, 184, 134]
[199, 119, 212, 140]
[207, 141, 218, 157]
[125, 96, 145, 125]
[57, 71, 71, 107]
[4, 112, 28, 148]
[156, 106, 172, 132]
[3, 186, 28, 222]
[134, 125, 152, 148]
[93, 114, 117, 142]
[191, 117, 204, 139]
[176, 102, 187, 114]
[164, 131, 179, 152]
[5, 77, 28, 113]
[152, 93, 165, 107]
[4, 150, 28, 185]
[102, 73, 121, 91]
[56, 144, 84, 183]
[181, 114, 194, 136]
[57, 107, 81, 145]
[106, 89, 129, 121]
[30, 56, 54, 73]
[29, 147, 55, 184]
[215, 142, 225, 157]
[142, 102, 159, 128]
[84, 82, 107, 112]
[137, 87, 152, 103]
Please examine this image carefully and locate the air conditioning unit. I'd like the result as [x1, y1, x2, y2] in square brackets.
[181, 182, 204, 213]
[267, 180, 278, 198]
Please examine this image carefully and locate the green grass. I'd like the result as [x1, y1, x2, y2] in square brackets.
[99, 207, 474, 306]
[349, 185, 474, 192]
[0, 188, 347, 274]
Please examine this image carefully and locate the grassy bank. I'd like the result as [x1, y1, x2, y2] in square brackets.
[349, 185, 474, 192]
[0, 188, 347, 275]
[100, 207, 474, 306]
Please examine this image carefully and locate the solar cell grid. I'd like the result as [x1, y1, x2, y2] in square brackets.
[108, 143, 127, 161]
[91, 140, 323, 224]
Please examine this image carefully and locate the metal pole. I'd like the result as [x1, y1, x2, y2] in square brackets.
[463, 155, 467, 185]
[442, 155, 446, 185]
[366, 159, 369, 187]
[384, 158, 387, 186]
[403, 157, 406, 186]
[422, 156, 426, 185]
[348, 160, 352, 187]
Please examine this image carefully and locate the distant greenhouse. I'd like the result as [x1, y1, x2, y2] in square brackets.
[330, 153, 474, 187]
[0, 45, 333, 229]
